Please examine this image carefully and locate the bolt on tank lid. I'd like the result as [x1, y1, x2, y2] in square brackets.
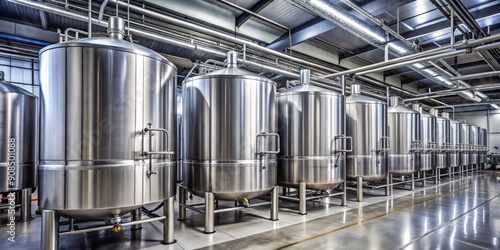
[107, 16, 126, 40]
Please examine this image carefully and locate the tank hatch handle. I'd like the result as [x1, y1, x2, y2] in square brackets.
[376, 136, 391, 153]
[256, 132, 280, 169]
[256, 132, 280, 155]
[143, 123, 174, 177]
[332, 135, 352, 167]
[410, 140, 423, 153]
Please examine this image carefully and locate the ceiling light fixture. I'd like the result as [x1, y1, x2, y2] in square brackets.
[310, 0, 386, 43]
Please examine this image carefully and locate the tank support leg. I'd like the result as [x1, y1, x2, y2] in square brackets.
[390, 174, 394, 196]
[178, 186, 187, 221]
[41, 210, 59, 250]
[19, 188, 33, 221]
[423, 171, 427, 187]
[163, 197, 176, 244]
[299, 182, 307, 215]
[435, 169, 439, 184]
[385, 169, 390, 196]
[357, 176, 363, 202]
[270, 187, 279, 221]
[204, 192, 215, 234]
[411, 173, 415, 191]
[131, 208, 142, 230]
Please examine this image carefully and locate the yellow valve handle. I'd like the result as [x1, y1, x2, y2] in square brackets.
[112, 225, 122, 233]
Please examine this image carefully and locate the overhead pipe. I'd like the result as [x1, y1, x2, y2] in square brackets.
[448, 71, 500, 81]
[415, 84, 500, 97]
[403, 84, 500, 102]
[353, 42, 500, 77]
[0, 32, 51, 46]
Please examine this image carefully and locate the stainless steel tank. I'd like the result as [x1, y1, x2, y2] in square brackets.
[444, 112, 461, 168]
[182, 51, 279, 201]
[469, 125, 479, 165]
[0, 71, 37, 221]
[479, 128, 487, 164]
[432, 110, 450, 169]
[346, 84, 388, 181]
[388, 97, 421, 175]
[412, 104, 437, 171]
[460, 123, 471, 166]
[38, 17, 177, 221]
[278, 69, 347, 190]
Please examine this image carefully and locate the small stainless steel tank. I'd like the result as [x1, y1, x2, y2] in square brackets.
[388, 97, 421, 175]
[432, 109, 450, 169]
[412, 104, 437, 171]
[278, 69, 348, 190]
[0, 71, 37, 221]
[346, 84, 388, 181]
[460, 123, 471, 166]
[469, 125, 480, 165]
[182, 51, 279, 201]
[444, 112, 461, 168]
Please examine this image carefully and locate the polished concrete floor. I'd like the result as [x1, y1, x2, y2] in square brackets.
[1, 170, 499, 250]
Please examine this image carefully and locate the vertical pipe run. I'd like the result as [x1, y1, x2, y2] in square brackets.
[19, 188, 33, 221]
[88, 0, 92, 38]
[450, 9, 455, 47]
[204, 192, 215, 234]
[41, 210, 59, 250]
[270, 187, 279, 221]
[163, 197, 175, 244]
[341, 75, 347, 206]
[299, 182, 307, 215]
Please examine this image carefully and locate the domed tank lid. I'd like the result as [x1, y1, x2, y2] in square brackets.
[39, 17, 175, 68]
[279, 69, 340, 95]
[388, 96, 419, 114]
[412, 103, 435, 118]
[346, 84, 386, 104]
[0, 71, 36, 96]
[185, 51, 275, 85]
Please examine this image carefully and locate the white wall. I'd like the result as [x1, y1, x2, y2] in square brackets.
[454, 110, 500, 153]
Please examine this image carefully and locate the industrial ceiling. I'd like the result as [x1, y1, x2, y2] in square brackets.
[1, 0, 500, 111]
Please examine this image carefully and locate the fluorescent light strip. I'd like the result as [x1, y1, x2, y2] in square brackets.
[310, 0, 386, 42]
[491, 104, 500, 109]
[423, 69, 438, 76]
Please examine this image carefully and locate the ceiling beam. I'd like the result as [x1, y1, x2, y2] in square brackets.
[266, 0, 413, 51]
[235, 0, 274, 27]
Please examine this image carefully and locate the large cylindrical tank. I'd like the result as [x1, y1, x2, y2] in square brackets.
[388, 97, 421, 175]
[277, 69, 346, 190]
[469, 125, 479, 165]
[433, 110, 450, 169]
[346, 84, 388, 181]
[182, 51, 278, 201]
[460, 123, 471, 166]
[445, 112, 461, 168]
[38, 17, 177, 220]
[412, 104, 436, 171]
[0, 71, 37, 193]
[176, 90, 183, 182]
[479, 128, 487, 164]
